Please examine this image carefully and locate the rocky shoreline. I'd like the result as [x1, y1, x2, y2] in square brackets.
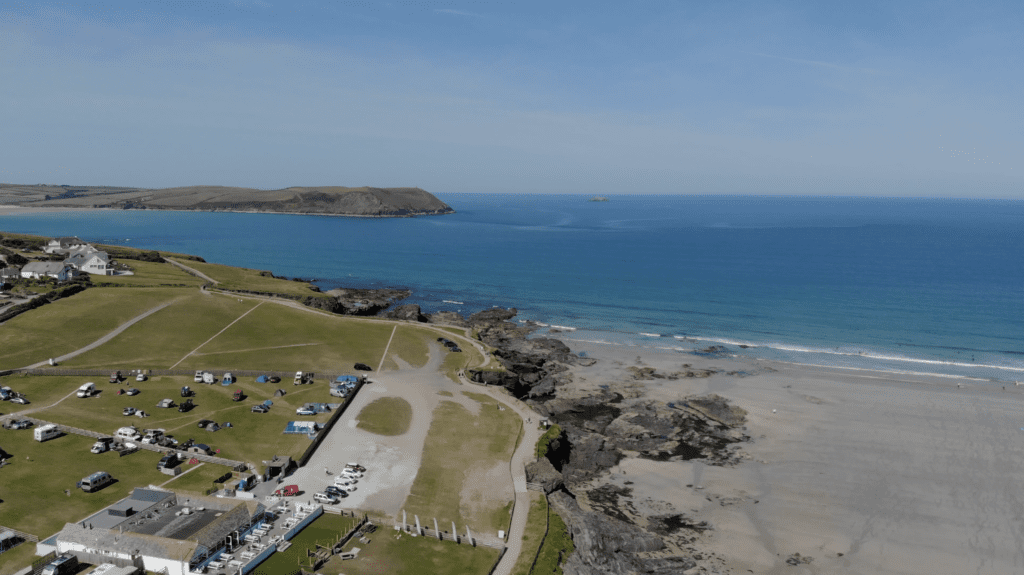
[372, 300, 752, 575]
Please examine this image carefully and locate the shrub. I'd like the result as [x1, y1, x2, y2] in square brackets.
[535, 424, 563, 459]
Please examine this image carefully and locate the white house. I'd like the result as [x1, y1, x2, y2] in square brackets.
[65, 250, 113, 275]
[0, 267, 19, 281]
[21, 261, 72, 281]
[44, 236, 87, 254]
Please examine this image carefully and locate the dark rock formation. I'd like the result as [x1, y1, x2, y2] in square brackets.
[326, 288, 411, 316]
[548, 491, 695, 575]
[384, 304, 427, 322]
[425, 311, 469, 326]
[525, 458, 564, 494]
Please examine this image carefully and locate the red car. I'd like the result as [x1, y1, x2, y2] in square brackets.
[274, 484, 299, 497]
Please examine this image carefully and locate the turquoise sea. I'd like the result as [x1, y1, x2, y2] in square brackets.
[2, 194, 1022, 382]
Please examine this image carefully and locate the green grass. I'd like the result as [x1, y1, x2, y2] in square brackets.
[160, 461, 237, 494]
[383, 326, 431, 369]
[90, 260, 204, 287]
[30, 375, 332, 466]
[356, 397, 413, 436]
[510, 492, 549, 575]
[531, 508, 574, 575]
[402, 393, 521, 534]
[168, 258, 328, 300]
[182, 301, 394, 373]
[62, 294, 260, 369]
[250, 513, 360, 575]
[329, 524, 500, 575]
[0, 287, 188, 370]
[535, 425, 563, 459]
[0, 430, 168, 538]
[0, 540, 39, 575]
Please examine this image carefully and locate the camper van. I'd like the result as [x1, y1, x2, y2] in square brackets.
[34, 424, 61, 442]
[91, 437, 114, 454]
[115, 426, 140, 441]
[141, 429, 165, 444]
[77, 471, 114, 492]
[77, 382, 96, 398]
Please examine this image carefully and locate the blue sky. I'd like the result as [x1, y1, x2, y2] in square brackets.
[1, 1, 1022, 197]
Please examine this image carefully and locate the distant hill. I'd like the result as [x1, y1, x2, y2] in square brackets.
[0, 184, 455, 217]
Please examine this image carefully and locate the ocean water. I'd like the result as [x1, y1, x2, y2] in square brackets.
[2, 194, 1022, 382]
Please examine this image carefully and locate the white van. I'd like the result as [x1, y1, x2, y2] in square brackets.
[202, 372, 215, 384]
[34, 424, 61, 442]
[77, 382, 96, 398]
[141, 429, 165, 444]
[115, 426, 140, 441]
[77, 471, 114, 493]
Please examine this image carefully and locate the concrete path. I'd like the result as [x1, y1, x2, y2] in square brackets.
[460, 372, 545, 575]
[166, 258, 218, 285]
[22, 298, 182, 369]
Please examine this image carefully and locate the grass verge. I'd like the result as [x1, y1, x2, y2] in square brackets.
[531, 507, 574, 575]
[331, 523, 500, 575]
[510, 492, 549, 575]
[250, 513, 360, 575]
[356, 397, 413, 436]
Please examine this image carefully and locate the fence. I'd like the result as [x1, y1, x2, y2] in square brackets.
[296, 379, 363, 467]
[240, 542, 278, 575]
[0, 525, 38, 543]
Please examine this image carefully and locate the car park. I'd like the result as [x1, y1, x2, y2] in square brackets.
[122, 407, 137, 416]
[126, 387, 140, 396]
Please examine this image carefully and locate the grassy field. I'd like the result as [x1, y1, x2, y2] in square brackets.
[510, 492, 549, 575]
[0, 430, 167, 538]
[402, 392, 522, 534]
[356, 397, 413, 436]
[0, 287, 187, 370]
[160, 461, 237, 494]
[61, 294, 260, 369]
[329, 525, 500, 575]
[29, 374, 332, 465]
[90, 260, 204, 288]
[381, 326, 431, 370]
[181, 301, 394, 374]
[168, 258, 329, 299]
[0, 540, 38, 575]
[250, 513, 360, 575]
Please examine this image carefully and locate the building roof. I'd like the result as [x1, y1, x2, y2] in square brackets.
[58, 523, 199, 563]
[22, 261, 68, 274]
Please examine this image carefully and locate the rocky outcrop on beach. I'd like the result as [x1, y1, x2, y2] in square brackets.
[383, 303, 427, 322]
[325, 287, 411, 316]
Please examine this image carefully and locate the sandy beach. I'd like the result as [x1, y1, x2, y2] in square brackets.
[556, 339, 1024, 575]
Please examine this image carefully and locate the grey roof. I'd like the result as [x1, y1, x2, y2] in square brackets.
[75, 488, 174, 531]
[22, 261, 68, 274]
[58, 523, 199, 563]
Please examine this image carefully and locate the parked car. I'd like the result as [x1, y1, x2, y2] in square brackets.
[324, 485, 348, 498]
[313, 492, 339, 505]
[8, 420, 32, 430]
[353, 363, 373, 371]
[295, 407, 315, 416]
[136, 372, 147, 382]
[345, 463, 367, 473]
[194, 370, 204, 383]
[78, 471, 115, 492]
[450, 346, 462, 352]
[122, 407, 137, 416]
[10, 396, 28, 405]
[90, 437, 114, 454]
[251, 404, 269, 413]
[268, 375, 281, 383]
[125, 388, 140, 396]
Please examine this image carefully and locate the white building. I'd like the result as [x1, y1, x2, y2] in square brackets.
[64, 249, 114, 275]
[44, 237, 87, 254]
[21, 261, 73, 281]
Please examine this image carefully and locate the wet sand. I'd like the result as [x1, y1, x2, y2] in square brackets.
[560, 340, 1024, 575]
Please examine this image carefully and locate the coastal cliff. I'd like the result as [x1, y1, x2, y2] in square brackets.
[0, 184, 454, 217]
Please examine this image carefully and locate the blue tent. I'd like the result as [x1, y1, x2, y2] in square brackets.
[256, 375, 269, 383]
[263, 400, 273, 407]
